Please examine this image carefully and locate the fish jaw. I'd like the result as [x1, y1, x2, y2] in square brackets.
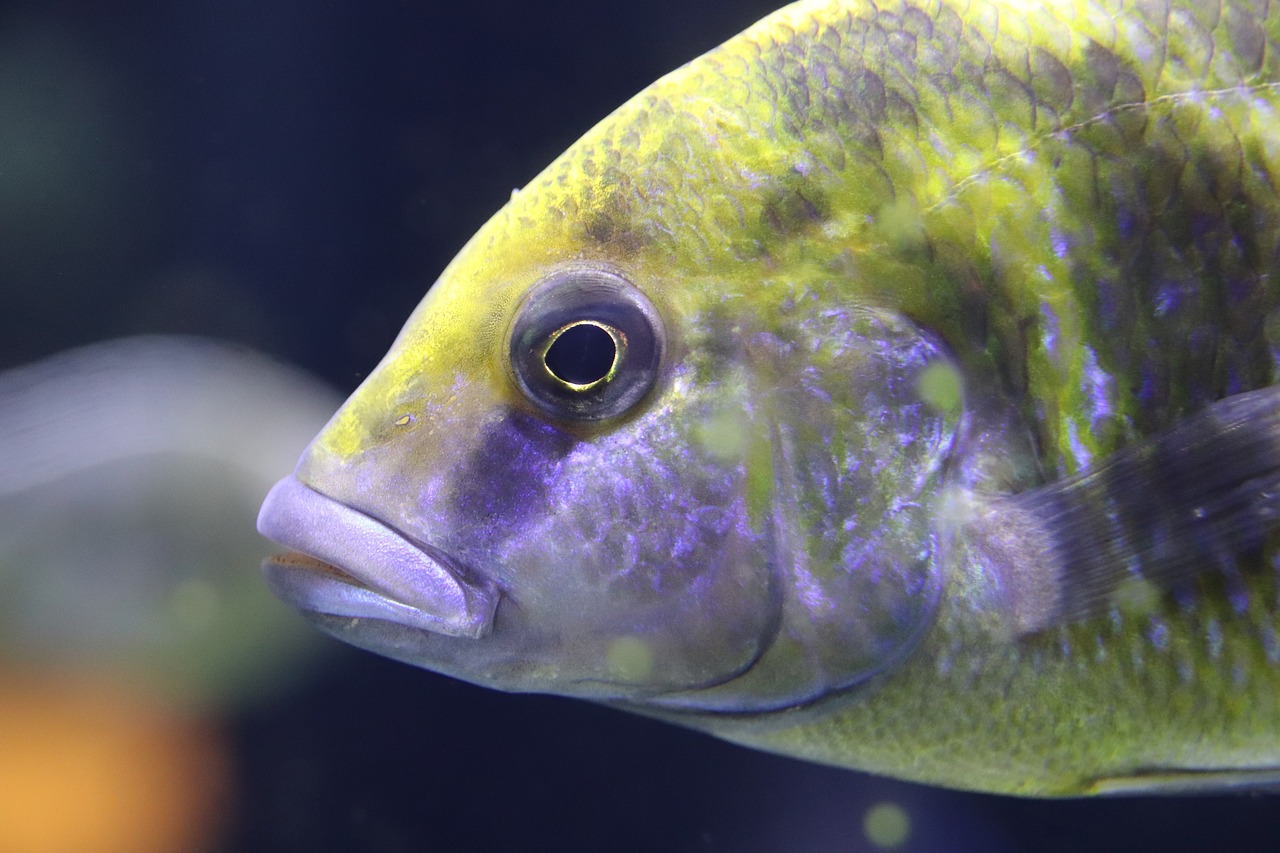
[256, 476, 498, 639]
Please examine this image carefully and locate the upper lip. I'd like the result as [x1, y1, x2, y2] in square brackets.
[256, 476, 498, 638]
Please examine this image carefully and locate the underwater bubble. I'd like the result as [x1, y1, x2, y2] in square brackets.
[875, 197, 925, 251]
[863, 800, 911, 849]
[916, 361, 963, 413]
[605, 636, 654, 681]
[694, 406, 750, 460]
[1112, 576, 1161, 616]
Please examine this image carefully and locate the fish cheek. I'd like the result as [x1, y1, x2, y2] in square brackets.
[446, 395, 783, 698]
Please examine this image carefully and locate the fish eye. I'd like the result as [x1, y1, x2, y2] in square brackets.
[542, 321, 620, 389]
[508, 266, 663, 421]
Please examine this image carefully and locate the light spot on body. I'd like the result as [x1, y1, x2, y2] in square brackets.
[1064, 418, 1092, 469]
[1080, 347, 1114, 429]
[1263, 311, 1280, 379]
[1206, 617, 1224, 660]
[1050, 229, 1069, 258]
[1039, 299, 1061, 366]
[1261, 623, 1280, 665]
[1177, 658, 1194, 683]
[1154, 281, 1183, 317]
[934, 646, 952, 677]
[1147, 617, 1170, 651]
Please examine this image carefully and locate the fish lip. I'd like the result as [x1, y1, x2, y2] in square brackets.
[256, 476, 498, 638]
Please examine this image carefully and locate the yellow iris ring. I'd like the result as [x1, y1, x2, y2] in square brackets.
[537, 320, 627, 393]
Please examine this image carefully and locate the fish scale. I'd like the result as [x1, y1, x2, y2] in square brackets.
[739, 568, 1280, 794]
[258, 0, 1280, 795]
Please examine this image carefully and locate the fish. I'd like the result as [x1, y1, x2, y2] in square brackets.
[257, 0, 1280, 795]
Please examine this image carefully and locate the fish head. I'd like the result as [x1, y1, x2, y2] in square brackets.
[258, 65, 964, 714]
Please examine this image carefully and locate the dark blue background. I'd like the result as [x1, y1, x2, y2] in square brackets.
[2, 1, 1277, 851]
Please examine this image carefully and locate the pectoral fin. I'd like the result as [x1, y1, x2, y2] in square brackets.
[973, 385, 1280, 634]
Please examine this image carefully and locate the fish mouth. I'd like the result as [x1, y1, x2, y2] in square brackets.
[256, 476, 498, 638]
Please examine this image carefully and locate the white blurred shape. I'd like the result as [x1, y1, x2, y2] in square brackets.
[0, 336, 334, 496]
[0, 336, 341, 710]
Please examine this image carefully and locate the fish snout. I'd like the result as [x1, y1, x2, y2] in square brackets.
[256, 476, 498, 638]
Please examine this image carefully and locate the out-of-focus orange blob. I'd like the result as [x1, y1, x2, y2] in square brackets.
[0, 671, 231, 853]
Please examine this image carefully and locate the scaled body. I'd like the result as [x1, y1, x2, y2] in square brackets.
[259, 0, 1280, 794]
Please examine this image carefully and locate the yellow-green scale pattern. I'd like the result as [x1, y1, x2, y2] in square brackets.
[316, 0, 1280, 793]
[651, 0, 1280, 794]
[739, 569, 1280, 795]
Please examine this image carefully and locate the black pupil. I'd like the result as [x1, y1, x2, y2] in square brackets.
[544, 323, 616, 386]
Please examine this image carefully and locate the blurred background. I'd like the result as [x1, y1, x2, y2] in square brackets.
[1, 1, 1277, 851]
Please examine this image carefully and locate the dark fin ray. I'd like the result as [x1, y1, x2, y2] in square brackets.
[994, 385, 1280, 633]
